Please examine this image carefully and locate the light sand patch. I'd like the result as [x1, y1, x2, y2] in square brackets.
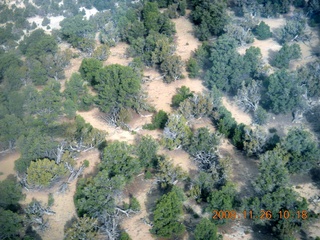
[143, 69, 204, 113]
[79, 7, 98, 20]
[222, 97, 252, 126]
[171, 15, 201, 62]
[189, 117, 216, 132]
[260, 17, 286, 31]
[238, 38, 282, 64]
[77, 108, 135, 144]
[0, 151, 20, 181]
[104, 42, 133, 66]
[20, 149, 100, 240]
[120, 180, 155, 240]
[27, 15, 65, 32]
[159, 148, 197, 173]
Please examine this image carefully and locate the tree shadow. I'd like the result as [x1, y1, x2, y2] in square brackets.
[267, 49, 278, 65]
[310, 167, 320, 189]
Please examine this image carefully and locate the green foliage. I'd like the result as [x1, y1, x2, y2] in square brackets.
[253, 106, 268, 125]
[100, 141, 141, 181]
[271, 44, 301, 69]
[186, 57, 200, 78]
[203, 35, 253, 94]
[160, 54, 183, 83]
[136, 135, 158, 168]
[64, 73, 93, 111]
[75, 172, 125, 217]
[207, 182, 237, 224]
[129, 197, 141, 212]
[297, 60, 320, 98]
[282, 128, 319, 173]
[171, 86, 193, 108]
[274, 14, 306, 44]
[156, 158, 187, 188]
[16, 128, 58, 173]
[253, 146, 290, 196]
[0, 114, 24, 150]
[178, 93, 214, 120]
[79, 58, 103, 84]
[92, 44, 110, 61]
[214, 106, 237, 138]
[232, 123, 245, 150]
[186, 127, 220, 160]
[0, 176, 25, 210]
[143, 110, 168, 130]
[0, 208, 23, 240]
[162, 114, 192, 150]
[48, 193, 54, 207]
[253, 21, 272, 40]
[266, 70, 304, 114]
[191, 0, 228, 40]
[19, 29, 57, 58]
[83, 160, 90, 168]
[60, 15, 95, 52]
[42, 17, 50, 26]
[64, 215, 98, 240]
[94, 64, 141, 113]
[119, 231, 132, 240]
[151, 187, 185, 238]
[27, 158, 67, 187]
[194, 218, 220, 240]
[243, 126, 268, 157]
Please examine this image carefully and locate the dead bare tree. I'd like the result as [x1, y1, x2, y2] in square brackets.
[25, 200, 55, 231]
[235, 80, 261, 112]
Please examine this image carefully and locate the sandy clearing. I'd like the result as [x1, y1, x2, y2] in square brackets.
[189, 117, 216, 132]
[27, 15, 65, 32]
[77, 108, 136, 144]
[171, 15, 201, 62]
[260, 18, 286, 31]
[0, 151, 20, 181]
[104, 42, 133, 66]
[79, 7, 98, 20]
[20, 149, 101, 240]
[143, 69, 205, 113]
[158, 148, 198, 174]
[222, 97, 252, 126]
[120, 179, 154, 240]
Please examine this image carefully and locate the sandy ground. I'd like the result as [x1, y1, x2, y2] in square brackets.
[222, 96, 252, 126]
[79, 7, 98, 20]
[120, 178, 154, 240]
[0, 151, 20, 181]
[20, 149, 101, 240]
[104, 42, 133, 66]
[27, 15, 65, 32]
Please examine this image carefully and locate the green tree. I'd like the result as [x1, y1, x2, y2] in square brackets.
[207, 182, 237, 224]
[151, 187, 185, 238]
[186, 57, 200, 78]
[282, 128, 319, 173]
[191, 0, 229, 40]
[64, 73, 93, 111]
[27, 158, 67, 187]
[194, 218, 220, 240]
[171, 86, 193, 107]
[253, 21, 272, 40]
[253, 146, 290, 196]
[0, 114, 24, 150]
[266, 70, 304, 114]
[162, 114, 192, 150]
[75, 172, 125, 217]
[243, 126, 268, 156]
[94, 64, 141, 113]
[160, 55, 183, 83]
[0, 176, 25, 210]
[136, 135, 158, 168]
[274, 14, 306, 43]
[271, 43, 301, 69]
[0, 208, 23, 240]
[64, 216, 98, 240]
[92, 44, 110, 61]
[100, 141, 141, 181]
[79, 58, 103, 84]
[297, 60, 320, 98]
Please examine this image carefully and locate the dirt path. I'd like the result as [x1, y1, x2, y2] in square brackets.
[120, 178, 154, 240]
[0, 151, 20, 181]
[104, 42, 132, 66]
[222, 97, 252, 126]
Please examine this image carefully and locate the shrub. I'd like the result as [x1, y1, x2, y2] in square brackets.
[253, 21, 272, 40]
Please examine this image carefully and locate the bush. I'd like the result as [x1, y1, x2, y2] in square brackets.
[271, 44, 301, 69]
[253, 106, 268, 125]
[253, 21, 272, 40]
[186, 57, 200, 78]
[143, 110, 168, 130]
[48, 193, 54, 207]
